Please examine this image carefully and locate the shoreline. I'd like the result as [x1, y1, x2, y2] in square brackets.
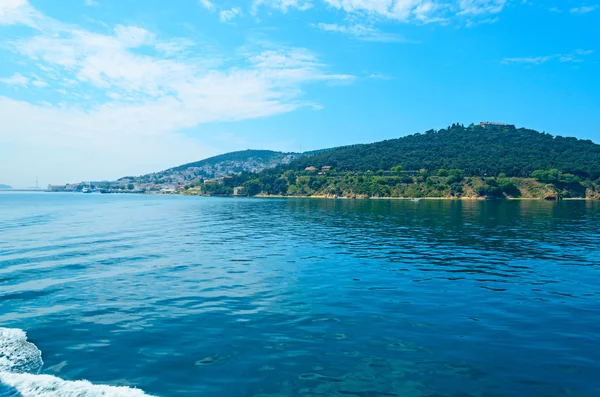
[251, 194, 597, 201]
[35, 191, 599, 201]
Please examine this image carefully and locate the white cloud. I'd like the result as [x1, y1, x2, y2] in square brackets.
[198, 0, 216, 11]
[569, 5, 598, 14]
[575, 49, 594, 55]
[219, 7, 242, 22]
[154, 38, 196, 56]
[367, 73, 392, 79]
[502, 55, 554, 65]
[457, 0, 506, 15]
[465, 16, 499, 26]
[0, 72, 29, 86]
[315, 23, 407, 42]
[113, 25, 155, 47]
[254, 0, 313, 12]
[502, 50, 594, 65]
[0, 0, 352, 186]
[84, 0, 99, 6]
[0, 0, 40, 27]
[31, 79, 49, 87]
[255, 0, 508, 22]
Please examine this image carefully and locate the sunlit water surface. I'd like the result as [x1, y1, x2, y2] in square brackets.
[1, 193, 599, 396]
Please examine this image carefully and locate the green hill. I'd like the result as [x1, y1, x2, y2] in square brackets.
[190, 124, 600, 199]
[119, 123, 600, 199]
[169, 150, 296, 173]
[290, 124, 600, 178]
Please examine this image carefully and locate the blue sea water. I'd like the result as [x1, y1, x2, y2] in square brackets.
[1, 193, 599, 397]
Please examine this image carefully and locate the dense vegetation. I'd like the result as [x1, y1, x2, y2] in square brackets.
[288, 124, 600, 179]
[182, 168, 599, 200]
[179, 124, 600, 200]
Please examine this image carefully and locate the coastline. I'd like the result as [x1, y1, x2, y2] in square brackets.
[251, 194, 597, 201]
[37, 191, 598, 200]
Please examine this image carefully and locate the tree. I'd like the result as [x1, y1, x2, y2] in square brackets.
[244, 180, 261, 196]
[286, 125, 600, 178]
[450, 183, 463, 196]
[127, 184, 134, 190]
[498, 179, 520, 197]
[476, 182, 503, 198]
[391, 165, 404, 172]
[532, 169, 561, 183]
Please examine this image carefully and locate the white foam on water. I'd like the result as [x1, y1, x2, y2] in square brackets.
[0, 328, 155, 397]
[0, 373, 154, 397]
[0, 328, 43, 374]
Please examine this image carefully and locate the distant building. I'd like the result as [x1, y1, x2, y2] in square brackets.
[233, 186, 246, 196]
[321, 166, 332, 171]
[64, 183, 82, 192]
[47, 185, 66, 192]
[480, 122, 514, 129]
[305, 166, 317, 171]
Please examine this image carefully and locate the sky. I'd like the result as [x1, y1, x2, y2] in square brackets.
[0, 0, 598, 187]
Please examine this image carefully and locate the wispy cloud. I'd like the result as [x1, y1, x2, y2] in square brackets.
[113, 25, 156, 47]
[314, 23, 409, 42]
[502, 56, 555, 65]
[220, 7, 242, 22]
[367, 73, 392, 80]
[198, 0, 216, 11]
[84, 0, 99, 6]
[0, 73, 29, 87]
[154, 38, 196, 56]
[253, 0, 313, 13]
[255, 0, 508, 23]
[457, 0, 507, 16]
[502, 50, 594, 65]
[569, 5, 598, 14]
[465, 16, 499, 27]
[0, 0, 41, 27]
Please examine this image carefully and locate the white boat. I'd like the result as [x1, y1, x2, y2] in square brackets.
[82, 187, 92, 194]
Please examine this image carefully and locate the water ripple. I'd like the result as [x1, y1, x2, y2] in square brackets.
[0, 195, 599, 397]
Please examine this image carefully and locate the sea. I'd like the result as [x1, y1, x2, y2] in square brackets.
[1, 193, 599, 397]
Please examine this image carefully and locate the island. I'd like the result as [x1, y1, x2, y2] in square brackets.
[0, 184, 12, 189]
[48, 123, 600, 200]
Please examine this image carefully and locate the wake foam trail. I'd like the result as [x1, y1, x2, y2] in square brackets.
[0, 328, 155, 397]
[0, 373, 154, 397]
[0, 328, 42, 374]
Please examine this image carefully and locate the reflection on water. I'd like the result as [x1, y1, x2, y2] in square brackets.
[1, 194, 599, 396]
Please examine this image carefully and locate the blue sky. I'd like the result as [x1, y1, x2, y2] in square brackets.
[0, 0, 598, 187]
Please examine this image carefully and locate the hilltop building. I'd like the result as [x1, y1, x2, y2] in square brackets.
[480, 122, 515, 129]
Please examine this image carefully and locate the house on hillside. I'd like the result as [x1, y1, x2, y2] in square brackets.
[480, 122, 515, 129]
